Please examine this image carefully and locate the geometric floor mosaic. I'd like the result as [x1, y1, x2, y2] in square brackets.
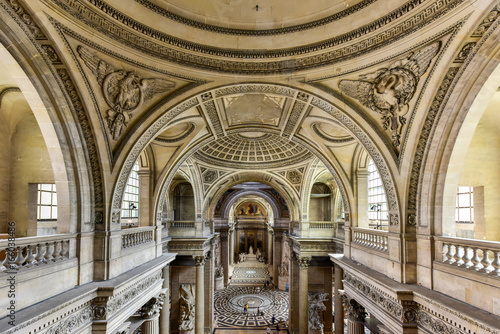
[229, 267, 270, 286]
[214, 287, 289, 328]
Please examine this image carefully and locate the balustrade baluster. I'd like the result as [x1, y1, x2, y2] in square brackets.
[471, 248, 482, 271]
[2, 246, 15, 270]
[35, 243, 45, 264]
[60, 241, 68, 259]
[444, 243, 454, 264]
[454, 245, 463, 266]
[52, 241, 60, 261]
[14, 246, 25, 267]
[462, 246, 473, 269]
[480, 249, 492, 273]
[44, 242, 53, 262]
[491, 251, 500, 277]
[25, 245, 36, 267]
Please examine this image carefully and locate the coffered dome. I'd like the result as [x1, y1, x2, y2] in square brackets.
[193, 132, 313, 168]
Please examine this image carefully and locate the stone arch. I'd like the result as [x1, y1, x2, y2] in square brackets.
[109, 83, 400, 230]
[0, 32, 93, 236]
[416, 26, 500, 235]
[220, 189, 283, 222]
[203, 171, 298, 223]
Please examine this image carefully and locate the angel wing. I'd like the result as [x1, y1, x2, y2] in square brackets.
[403, 41, 441, 77]
[141, 78, 176, 102]
[339, 80, 373, 108]
[340, 79, 389, 112]
[77, 46, 114, 86]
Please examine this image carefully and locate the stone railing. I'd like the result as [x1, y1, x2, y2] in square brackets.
[351, 227, 388, 253]
[122, 226, 155, 249]
[435, 236, 500, 276]
[0, 233, 76, 272]
[310, 222, 336, 229]
[169, 222, 195, 229]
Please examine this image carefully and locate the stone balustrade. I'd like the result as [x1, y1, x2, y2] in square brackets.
[122, 226, 155, 249]
[435, 236, 500, 276]
[169, 222, 195, 229]
[0, 234, 76, 272]
[310, 222, 336, 229]
[351, 227, 388, 253]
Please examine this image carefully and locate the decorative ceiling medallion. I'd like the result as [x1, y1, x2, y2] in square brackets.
[193, 133, 313, 169]
[339, 41, 440, 147]
[78, 46, 176, 140]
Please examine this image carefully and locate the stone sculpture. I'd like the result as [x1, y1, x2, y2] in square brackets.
[179, 284, 195, 332]
[78, 46, 175, 140]
[339, 42, 440, 147]
[308, 293, 329, 332]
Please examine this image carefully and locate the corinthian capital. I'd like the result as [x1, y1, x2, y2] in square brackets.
[297, 256, 311, 268]
[193, 255, 206, 266]
[139, 295, 164, 319]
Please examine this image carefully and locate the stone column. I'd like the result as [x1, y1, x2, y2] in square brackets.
[298, 256, 311, 334]
[193, 255, 205, 334]
[268, 230, 273, 265]
[138, 169, 151, 227]
[343, 297, 366, 334]
[160, 265, 170, 334]
[273, 234, 282, 286]
[221, 234, 229, 286]
[334, 265, 344, 334]
[140, 293, 165, 334]
[229, 230, 234, 264]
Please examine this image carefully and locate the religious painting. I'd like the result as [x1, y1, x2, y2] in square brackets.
[237, 202, 264, 216]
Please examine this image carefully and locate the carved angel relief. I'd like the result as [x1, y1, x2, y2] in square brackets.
[78, 46, 175, 140]
[339, 41, 440, 147]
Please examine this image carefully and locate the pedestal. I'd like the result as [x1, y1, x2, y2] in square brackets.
[215, 276, 224, 291]
[278, 275, 289, 291]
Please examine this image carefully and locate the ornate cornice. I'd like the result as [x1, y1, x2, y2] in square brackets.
[49, 0, 463, 74]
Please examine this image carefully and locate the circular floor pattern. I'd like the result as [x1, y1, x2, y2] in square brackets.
[214, 287, 289, 328]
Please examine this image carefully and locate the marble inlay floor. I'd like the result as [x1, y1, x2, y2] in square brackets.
[214, 287, 289, 328]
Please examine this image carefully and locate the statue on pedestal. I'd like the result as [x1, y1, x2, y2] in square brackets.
[249, 245, 254, 254]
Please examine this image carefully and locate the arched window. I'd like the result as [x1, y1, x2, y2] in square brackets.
[122, 162, 139, 222]
[367, 159, 388, 229]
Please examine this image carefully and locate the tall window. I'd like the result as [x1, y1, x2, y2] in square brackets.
[38, 184, 57, 220]
[456, 187, 474, 223]
[367, 159, 388, 227]
[122, 162, 139, 218]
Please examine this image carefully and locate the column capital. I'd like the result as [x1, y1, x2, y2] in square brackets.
[193, 255, 206, 266]
[297, 256, 311, 268]
[139, 294, 165, 319]
[342, 296, 366, 322]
